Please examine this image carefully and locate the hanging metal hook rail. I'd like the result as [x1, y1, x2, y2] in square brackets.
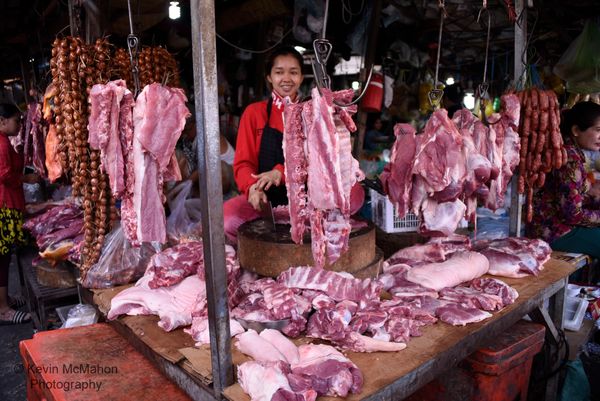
[476, 1, 492, 100]
[428, 0, 446, 109]
[126, 0, 141, 97]
[311, 0, 374, 108]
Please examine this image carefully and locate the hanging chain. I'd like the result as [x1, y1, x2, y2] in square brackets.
[477, 3, 492, 99]
[126, 0, 141, 97]
[429, 0, 446, 108]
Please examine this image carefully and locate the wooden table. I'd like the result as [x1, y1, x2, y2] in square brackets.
[224, 257, 575, 401]
[89, 257, 575, 401]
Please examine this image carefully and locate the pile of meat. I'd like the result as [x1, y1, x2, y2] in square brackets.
[236, 329, 362, 400]
[381, 94, 521, 236]
[88, 80, 189, 245]
[23, 202, 84, 264]
[106, 235, 545, 354]
[283, 88, 364, 268]
[105, 233, 555, 401]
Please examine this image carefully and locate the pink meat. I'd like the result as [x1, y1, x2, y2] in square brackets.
[419, 198, 467, 237]
[107, 274, 203, 331]
[145, 240, 204, 289]
[412, 109, 467, 198]
[131, 84, 190, 243]
[405, 251, 489, 291]
[278, 266, 382, 303]
[88, 80, 131, 198]
[283, 102, 309, 243]
[436, 304, 492, 326]
[380, 123, 417, 218]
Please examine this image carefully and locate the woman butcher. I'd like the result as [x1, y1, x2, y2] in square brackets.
[0, 103, 30, 324]
[223, 46, 364, 242]
[527, 101, 600, 258]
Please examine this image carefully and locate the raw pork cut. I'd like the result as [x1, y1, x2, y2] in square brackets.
[145, 240, 204, 289]
[278, 266, 381, 303]
[238, 360, 313, 401]
[88, 80, 134, 198]
[107, 274, 203, 331]
[405, 251, 489, 291]
[126, 83, 189, 243]
[45, 124, 62, 182]
[236, 329, 289, 363]
[435, 304, 492, 326]
[283, 102, 309, 243]
[283, 88, 364, 267]
[290, 344, 363, 397]
[380, 124, 417, 218]
[473, 237, 551, 277]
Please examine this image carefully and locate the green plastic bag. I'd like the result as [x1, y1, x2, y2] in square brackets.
[559, 359, 591, 401]
[554, 19, 600, 94]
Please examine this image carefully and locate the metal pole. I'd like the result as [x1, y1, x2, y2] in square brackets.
[353, 0, 382, 158]
[68, 0, 77, 36]
[509, 0, 526, 237]
[190, 0, 234, 396]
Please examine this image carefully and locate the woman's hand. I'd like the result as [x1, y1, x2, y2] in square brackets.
[251, 169, 282, 191]
[248, 183, 267, 211]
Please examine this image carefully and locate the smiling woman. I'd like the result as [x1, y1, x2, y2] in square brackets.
[222, 46, 305, 243]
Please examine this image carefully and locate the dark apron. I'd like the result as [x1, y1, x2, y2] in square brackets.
[257, 98, 288, 207]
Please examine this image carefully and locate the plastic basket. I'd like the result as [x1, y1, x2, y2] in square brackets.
[370, 189, 420, 233]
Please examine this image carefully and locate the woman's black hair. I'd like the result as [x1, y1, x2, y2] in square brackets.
[0, 103, 20, 119]
[560, 101, 600, 137]
[265, 46, 304, 77]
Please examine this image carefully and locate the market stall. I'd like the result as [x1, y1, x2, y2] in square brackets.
[5, 0, 600, 400]
[83, 255, 574, 401]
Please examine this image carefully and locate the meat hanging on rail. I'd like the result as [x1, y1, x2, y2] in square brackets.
[514, 88, 566, 223]
[50, 36, 115, 274]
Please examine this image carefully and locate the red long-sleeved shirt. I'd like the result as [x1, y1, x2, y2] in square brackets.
[233, 92, 288, 196]
[0, 133, 24, 211]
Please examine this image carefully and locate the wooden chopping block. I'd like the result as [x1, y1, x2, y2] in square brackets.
[238, 218, 376, 277]
[35, 260, 77, 288]
[351, 247, 384, 279]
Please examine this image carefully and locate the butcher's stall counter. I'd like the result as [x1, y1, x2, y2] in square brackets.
[87, 256, 575, 401]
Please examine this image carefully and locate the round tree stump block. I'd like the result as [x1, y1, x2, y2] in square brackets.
[238, 218, 377, 278]
[35, 261, 77, 288]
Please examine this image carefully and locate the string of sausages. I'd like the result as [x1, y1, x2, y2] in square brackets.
[515, 88, 567, 223]
[50, 36, 115, 273]
[49, 37, 181, 274]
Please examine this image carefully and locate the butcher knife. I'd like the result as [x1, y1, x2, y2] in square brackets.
[259, 200, 276, 230]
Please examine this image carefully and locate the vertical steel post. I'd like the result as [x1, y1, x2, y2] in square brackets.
[190, 0, 234, 396]
[509, 0, 526, 237]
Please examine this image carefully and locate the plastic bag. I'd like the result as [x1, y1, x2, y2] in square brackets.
[23, 183, 44, 203]
[81, 224, 158, 289]
[166, 180, 203, 242]
[554, 19, 600, 94]
[62, 304, 98, 328]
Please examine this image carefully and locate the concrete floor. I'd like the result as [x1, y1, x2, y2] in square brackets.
[0, 254, 33, 401]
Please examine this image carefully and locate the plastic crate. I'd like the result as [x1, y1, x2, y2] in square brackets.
[370, 189, 420, 233]
[563, 296, 589, 332]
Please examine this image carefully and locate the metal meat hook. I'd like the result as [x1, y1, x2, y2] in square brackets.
[310, 38, 375, 108]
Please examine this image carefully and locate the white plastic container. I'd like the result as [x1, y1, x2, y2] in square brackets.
[370, 190, 420, 233]
[563, 296, 589, 332]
